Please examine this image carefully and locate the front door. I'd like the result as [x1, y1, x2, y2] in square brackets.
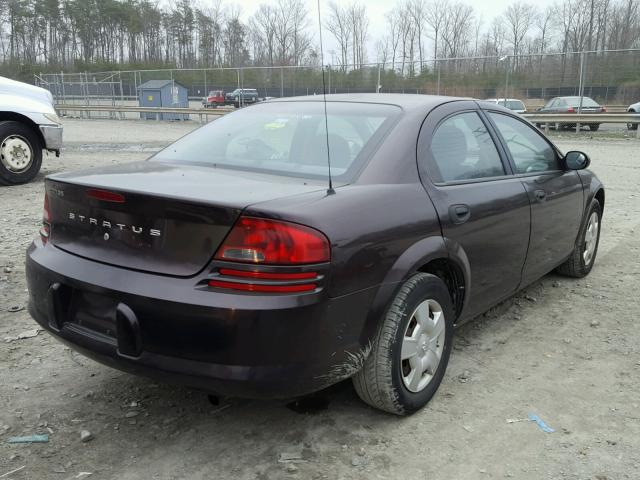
[418, 102, 531, 318]
[484, 110, 584, 286]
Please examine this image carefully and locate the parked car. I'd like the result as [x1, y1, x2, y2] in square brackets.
[0, 75, 63, 185]
[202, 90, 225, 108]
[26, 94, 604, 415]
[483, 98, 527, 114]
[627, 101, 640, 130]
[225, 88, 259, 108]
[536, 96, 606, 131]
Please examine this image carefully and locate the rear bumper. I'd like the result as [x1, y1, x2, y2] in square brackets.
[39, 124, 63, 153]
[25, 241, 378, 398]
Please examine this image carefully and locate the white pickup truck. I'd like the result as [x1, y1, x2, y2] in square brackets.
[0, 76, 63, 185]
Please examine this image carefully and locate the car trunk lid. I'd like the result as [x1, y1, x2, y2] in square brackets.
[46, 161, 324, 277]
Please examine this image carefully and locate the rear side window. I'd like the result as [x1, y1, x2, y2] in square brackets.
[488, 113, 560, 173]
[498, 100, 525, 111]
[428, 112, 505, 183]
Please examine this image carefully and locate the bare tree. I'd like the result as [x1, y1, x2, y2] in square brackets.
[348, 3, 369, 67]
[440, 2, 474, 59]
[325, 1, 350, 69]
[424, 0, 448, 59]
[504, 2, 538, 67]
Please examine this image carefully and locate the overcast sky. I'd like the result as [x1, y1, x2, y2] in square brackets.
[238, 0, 558, 61]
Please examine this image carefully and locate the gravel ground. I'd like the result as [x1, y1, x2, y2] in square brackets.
[1, 118, 639, 480]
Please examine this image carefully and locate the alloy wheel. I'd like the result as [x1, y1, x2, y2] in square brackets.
[401, 299, 446, 393]
[583, 211, 599, 266]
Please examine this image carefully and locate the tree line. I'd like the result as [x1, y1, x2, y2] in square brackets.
[0, 0, 639, 77]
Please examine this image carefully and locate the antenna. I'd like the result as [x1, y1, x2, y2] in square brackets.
[316, 0, 335, 194]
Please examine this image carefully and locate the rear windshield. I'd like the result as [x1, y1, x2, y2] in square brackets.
[152, 101, 401, 182]
[497, 100, 525, 110]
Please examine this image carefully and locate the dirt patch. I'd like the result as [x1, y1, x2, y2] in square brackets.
[1, 119, 639, 479]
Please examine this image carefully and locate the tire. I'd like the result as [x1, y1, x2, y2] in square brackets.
[556, 199, 602, 278]
[0, 121, 43, 186]
[627, 111, 637, 130]
[353, 273, 454, 415]
[589, 124, 600, 132]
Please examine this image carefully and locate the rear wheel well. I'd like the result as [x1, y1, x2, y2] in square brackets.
[417, 259, 465, 320]
[0, 112, 45, 149]
[595, 188, 605, 211]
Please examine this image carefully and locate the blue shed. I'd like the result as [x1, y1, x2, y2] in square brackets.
[137, 80, 189, 121]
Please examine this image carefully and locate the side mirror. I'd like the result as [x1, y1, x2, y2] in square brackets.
[564, 151, 591, 170]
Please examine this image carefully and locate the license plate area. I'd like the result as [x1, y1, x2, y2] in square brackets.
[68, 289, 117, 339]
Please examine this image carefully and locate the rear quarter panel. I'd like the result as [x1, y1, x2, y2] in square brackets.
[246, 183, 443, 297]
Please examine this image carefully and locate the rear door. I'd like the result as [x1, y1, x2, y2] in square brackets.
[418, 101, 531, 317]
[484, 110, 584, 286]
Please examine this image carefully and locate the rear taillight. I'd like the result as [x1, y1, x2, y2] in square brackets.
[214, 216, 330, 265]
[567, 107, 575, 113]
[210, 216, 329, 294]
[40, 193, 51, 244]
[602, 106, 607, 112]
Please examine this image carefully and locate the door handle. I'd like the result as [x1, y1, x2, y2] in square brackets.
[534, 189, 547, 201]
[449, 204, 471, 224]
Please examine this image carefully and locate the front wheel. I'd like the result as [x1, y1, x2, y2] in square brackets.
[353, 273, 454, 415]
[0, 121, 43, 186]
[556, 199, 602, 278]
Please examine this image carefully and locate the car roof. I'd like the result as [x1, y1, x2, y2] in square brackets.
[555, 96, 596, 101]
[484, 98, 524, 102]
[270, 93, 469, 111]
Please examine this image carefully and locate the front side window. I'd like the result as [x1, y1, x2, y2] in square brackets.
[488, 112, 560, 173]
[428, 112, 505, 183]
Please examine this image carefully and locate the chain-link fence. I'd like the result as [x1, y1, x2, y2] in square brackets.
[35, 48, 640, 113]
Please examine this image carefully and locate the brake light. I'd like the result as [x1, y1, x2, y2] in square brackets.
[567, 107, 575, 113]
[87, 189, 125, 203]
[40, 193, 51, 244]
[215, 216, 330, 264]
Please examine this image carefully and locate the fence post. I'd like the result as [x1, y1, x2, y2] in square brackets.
[576, 51, 585, 133]
[60, 72, 66, 108]
[119, 72, 125, 120]
[504, 56, 510, 103]
[280, 67, 284, 97]
[376, 63, 381, 93]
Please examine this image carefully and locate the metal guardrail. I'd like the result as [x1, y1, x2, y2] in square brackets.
[55, 104, 640, 135]
[55, 103, 233, 123]
[522, 113, 640, 137]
